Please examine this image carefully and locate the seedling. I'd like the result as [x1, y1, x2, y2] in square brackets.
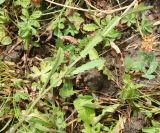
[18, 9, 41, 50]
[74, 95, 119, 133]
[122, 12, 136, 26]
[68, 12, 84, 31]
[139, 14, 154, 34]
[64, 24, 78, 36]
[49, 11, 84, 37]
[124, 51, 158, 79]
[119, 74, 143, 102]
[50, 17, 66, 37]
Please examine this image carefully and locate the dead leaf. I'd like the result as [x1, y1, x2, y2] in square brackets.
[60, 36, 78, 45]
[84, 12, 93, 20]
[110, 42, 124, 67]
[110, 42, 121, 54]
[153, 20, 160, 26]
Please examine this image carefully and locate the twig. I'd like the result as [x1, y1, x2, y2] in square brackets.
[8, 37, 22, 54]
[66, 118, 78, 127]
[84, 0, 102, 10]
[45, 0, 133, 14]
[65, 110, 76, 122]
[0, 118, 12, 132]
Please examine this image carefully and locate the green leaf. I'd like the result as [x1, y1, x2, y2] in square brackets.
[31, 11, 42, 19]
[102, 104, 119, 113]
[124, 56, 134, 72]
[29, 60, 52, 83]
[59, 80, 74, 99]
[55, 38, 65, 49]
[51, 18, 65, 30]
[50, 107, 66, 130]
[0, 0, 5, 5]
[32, 41, 40, 47]
[15, 0, 30, 8]
[27, 110, 49, 124]
[101, 15, 112, 26]
[23, 38, 29, 50]
[1, 36, 12, 45]
[142, 128, 160, 133]
[103, 67, 114, 80]
[68, 12, 84, 30]
[106, 29, 121, 38]
[132, 61, 144, 71]
[31, 20, 40, 28]
[92, 104, 119, 125]
[102, 16, 121, 37]
[142, 74, 155, 80]
[45, 48, 64, 88]
[64, 25, 78, 36]
[140, 15, 154, 34]
[80, 33, 103, 57]
[142, 121, 160, 133]
[152, 120, 160, 127]
[32, 82, 42, 91]
[51, 48, 64, 74]
[22, 9, 29, 18]
[119, 74, 142, 101]
[13, 92, 29, 102]
[11, 79, 23, 88]
[18, 23, 31, 38]
[122, 13, 136, 26]
[88, 48, 99, 60]
[50, 73, 62, 87]
[14, 106, 21, 118]
[146, 61, 158, 75]
[34, 123, 51, 132]
[0, 27, 6, 41]
[74, 95, 95, 124]
[83, 23, 98, 32]
[72, 58, 105, 75]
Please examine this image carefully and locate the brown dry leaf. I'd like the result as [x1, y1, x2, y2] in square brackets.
[60, 36, 78, 45]
[147, 14, 155, 21]
[110, 42, 124, 67]
[110, 42, 121, 54]
[153, 20, 160, 26]
[112, 116, 126, 133]
[94, 12, 106, 18]
[84, 12, 94, 20]
[65, 9, 72, 16]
